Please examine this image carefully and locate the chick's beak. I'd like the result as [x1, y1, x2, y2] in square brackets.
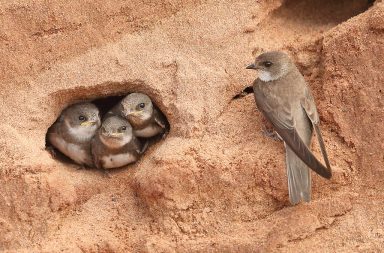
[246, 63, 257, 70]
[126, 110, 141, 116]
[80, 121, 97, 127]
[110, 132, 123, 138]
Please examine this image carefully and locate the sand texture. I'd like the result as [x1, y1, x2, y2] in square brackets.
[1, 0, 384, 252]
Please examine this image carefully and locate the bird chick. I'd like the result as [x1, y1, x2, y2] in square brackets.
[48, 102, 101, 167]
[108, 93, 167, 138]
[91, 116, 143, 169]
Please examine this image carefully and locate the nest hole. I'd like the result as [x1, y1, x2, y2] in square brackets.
[46, 93, 170, 169]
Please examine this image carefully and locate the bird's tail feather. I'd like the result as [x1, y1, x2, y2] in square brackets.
[285, 146, 311, 205]
[314, 124, 332, 173]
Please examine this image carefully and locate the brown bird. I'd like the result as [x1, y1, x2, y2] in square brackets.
[246, 51, 332, 205]
[91, 116, 143, 169]
[108, 93, 167, 138]
[48, 102, 101, 167]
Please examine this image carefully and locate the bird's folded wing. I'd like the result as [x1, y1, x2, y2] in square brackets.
[255, 91, 332, 179]
[153, 108, 167, 129]
[91, 137, 103, 169]
[132, 136, 144, 155]
[300, 89, 332, 175]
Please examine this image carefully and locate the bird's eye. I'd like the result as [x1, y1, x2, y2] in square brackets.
[138, 103, 145, 109]
[78, 115, 86, 121]
[118, 126, 127, 132]
[263, 61, 273, 67]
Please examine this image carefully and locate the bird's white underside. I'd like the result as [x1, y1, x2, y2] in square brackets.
[101, 153, 137, 169]
[49, 134, 90, 165]
[66, 121, 98, 142]
[134, 124, 162, 138]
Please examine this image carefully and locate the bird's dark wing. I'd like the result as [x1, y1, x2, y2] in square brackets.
[300, 88, 332, 174]
[91, 136, 103, 169]
[130, 136, 144, 155]
[153, 107, 167, 129]
[254, 86, 332, 179]
[139, 139, 149, 154]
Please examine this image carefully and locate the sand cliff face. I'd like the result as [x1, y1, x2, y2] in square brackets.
[1, 0, 384, 252]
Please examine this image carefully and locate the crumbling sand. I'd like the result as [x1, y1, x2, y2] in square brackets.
[1, 0, 384, 252]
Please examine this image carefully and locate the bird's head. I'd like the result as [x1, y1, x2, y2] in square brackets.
[121, 93, 153, 125]
[246, 51, 293, 82]
[63, 102, 101, 130]
[99, 116, 133, 148]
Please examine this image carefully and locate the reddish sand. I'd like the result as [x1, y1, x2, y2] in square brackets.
[1, 0, 384, 252]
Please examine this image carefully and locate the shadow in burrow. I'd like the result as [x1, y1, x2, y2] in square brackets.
[273, 0, 373, 26]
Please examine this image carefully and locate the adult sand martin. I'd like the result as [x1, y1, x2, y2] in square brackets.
[246, 51, 332, 204]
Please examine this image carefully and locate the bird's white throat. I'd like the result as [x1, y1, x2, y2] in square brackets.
[67, 123, 98, 142]
[100, 134, 132, 149]
[258, 70, 279, 82]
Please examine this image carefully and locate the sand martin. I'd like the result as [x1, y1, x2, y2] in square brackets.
[246, 51, 332, 204]
[108, 93, 167, 138]
[91, 116, 143, 169]
[48, 102, 101, 167]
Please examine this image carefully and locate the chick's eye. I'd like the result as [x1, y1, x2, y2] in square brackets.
[121, 126, 127, 131]
[139, 103, 145, 109]
[263, 61, 273, 67]
[78, 115, 86, 121]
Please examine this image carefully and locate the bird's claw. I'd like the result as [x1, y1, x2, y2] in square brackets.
[102, 170, 112, 178]
[261, 128, 283, 141]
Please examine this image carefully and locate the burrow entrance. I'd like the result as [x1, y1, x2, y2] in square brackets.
[46, 93, 169, 169]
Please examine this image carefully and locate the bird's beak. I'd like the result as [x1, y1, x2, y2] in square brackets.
[110, 132, 123, 138]
[246, 63, 257, 70]
[126, 110, 141, 116]
[81, 121, 97, 127]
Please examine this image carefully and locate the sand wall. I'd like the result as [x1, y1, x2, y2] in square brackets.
[1, 0, 384, 252]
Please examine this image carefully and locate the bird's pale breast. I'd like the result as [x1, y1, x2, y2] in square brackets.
[49, 134, 91, 165]
[134, 123, 162, 138]
[101, 153, 137, 169]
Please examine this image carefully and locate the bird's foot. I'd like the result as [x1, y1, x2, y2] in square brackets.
[46, 146, 57, 157]
[102, 169, 112, 178]
[76, 164, 89, 170]
[161, 128, 170, 139]
[261, 128, 283, 141]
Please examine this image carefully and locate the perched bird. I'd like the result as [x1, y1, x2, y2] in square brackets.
[108, 93, 167, 138]
[91, 116, 143, 169]
[48, 102, 101, 167]
[246, 51, 332, 205]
